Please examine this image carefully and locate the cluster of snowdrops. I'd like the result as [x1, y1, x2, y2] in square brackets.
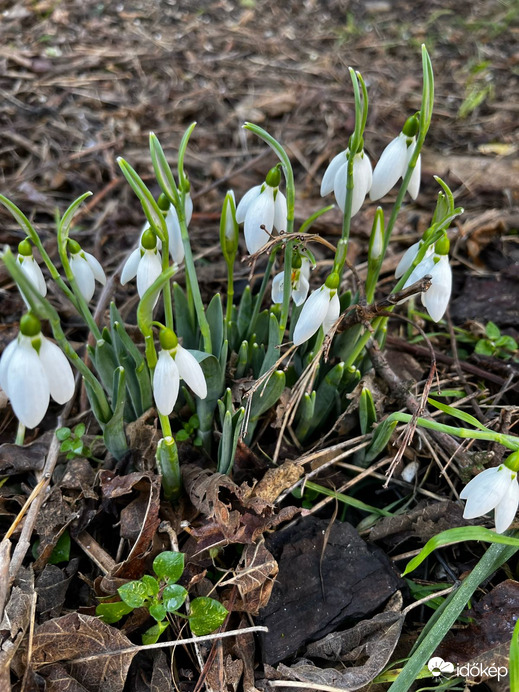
[1, 46, 518, 534]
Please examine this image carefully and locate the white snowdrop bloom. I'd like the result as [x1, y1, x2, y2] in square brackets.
[293, 280, 341, 346]
[121, 228, 162, 300]
[460, 464, 519, 534]
[271, 258, 311, 307]
[369, 120, 421, 202]
[17, 240, 47, 309]
[164, 193, 193, 265]
[0, 315, 75, 428]
[395, 240, 434, 279]
[236, 166, 287, 254]
[321, 149, 372, 218]
[401, 236, 452, 323]
[152, 330, 208, 416]
[69, 249, 106, 303]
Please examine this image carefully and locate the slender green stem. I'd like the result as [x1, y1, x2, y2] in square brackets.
[160, 217, 174, 332]
[279, 240, 294, 342]
[15, 422, 26, 446]
[249, 251, 277, 336]
[224, 260, 234, 339]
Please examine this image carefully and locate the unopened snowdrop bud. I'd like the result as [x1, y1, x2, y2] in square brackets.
[17, 239, 47, 307]
[370, 114, 421, 201]
[236, 164, 287, 254]
[293, 272, 341, 346]
[152, 328, 208, 417]
[121, 228, 162, 300]
[67, 239, 106, 303]
[0, 314, 75, 428]
[271, 255, 311, 307]
[368, 208, 384, 262]
[321, 145, 372, 218]
[220, 190, 239, 261]
[460, 450, 519, 533]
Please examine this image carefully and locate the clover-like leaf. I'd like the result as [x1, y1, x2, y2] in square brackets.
[96, 601, 134, 624]
[142, 620, 169, 645]
[188, 597, 228, 636]
[141, 574, 159, 597]
[153, 551, 184, 582]
[485, 321, 500, 340]
[149, 602, 167, 622]
[163, 584, 188, 612]
[118, 580, 149, 608]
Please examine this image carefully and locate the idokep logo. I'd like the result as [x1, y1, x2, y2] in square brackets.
[428, 657, 454, 677]
[427, 656, 508, 682]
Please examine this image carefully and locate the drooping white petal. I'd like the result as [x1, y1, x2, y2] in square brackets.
[351, 152, 373, 216]
[293, 286, 331, 346]
[153, 350, 180, 415]
[406, 145, 421, 200]
[273, 190, 287, 232]
[166, 208, 184, 264]
[271, 272, 284, 304]
[461, 466, 512, 519]
[21, 257, 47, 297]
[84, 252, 106, 286]
[0, 338, 19, 397]
[403, 253, 435, 289]
[359, 151, 373, 194]
[121, 248, 141, 285]
[244, 187, 275, 254]
[421, 255, 452, 322]
[70, 254, 95, 302]
[136, 250, 162, 298]
[494, 476, 519, 533]
[321, 150, 348, 197]
[322, 291, 340, 334]
[184, 193, 193, 226]
[7, 339, 49, 428]
[292, 272, 310, 306]
[395, 241, 421, 279]
[38, 337, 75, 404]
[301, 258, 312, 280]
[236, 185, 262, 224]
[332, 162, 348, 212]
[369, 133, 408, 201]
[174, 346, 207, 399]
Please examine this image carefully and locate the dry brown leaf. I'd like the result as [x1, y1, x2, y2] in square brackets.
[249, 462, 303, 505]
[227, 541, 278, 615]
[277, 592, 404, 690]
[31, 613, 137, 692]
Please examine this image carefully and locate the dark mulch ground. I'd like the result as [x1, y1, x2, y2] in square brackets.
[1, 1, 518, 690]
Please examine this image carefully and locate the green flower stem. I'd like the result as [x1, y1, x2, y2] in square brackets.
[386, 411, 519, 451]
[15, 422, 25, 446]
[156, 434, 181, 501]
[160, 225, 174, 332]
[249, 250, 277, 335]
[224, 259, 234, 338]
[243, 123, 296, 344]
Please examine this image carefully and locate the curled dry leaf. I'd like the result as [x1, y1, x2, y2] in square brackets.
[276, 592, 403, 691]
[225, 541, 279, 615]
[30, 613, 136, 692]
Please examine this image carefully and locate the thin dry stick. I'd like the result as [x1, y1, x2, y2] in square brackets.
[62, 625, 268, 665]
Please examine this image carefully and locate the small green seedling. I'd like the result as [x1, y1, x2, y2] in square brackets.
[96, 550, 228, 644]
[176, 414, 203, 446]
[474, 321, 518, 361]
[56, 423, 98, 459]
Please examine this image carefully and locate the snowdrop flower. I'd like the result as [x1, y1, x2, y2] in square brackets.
[0, 314, 74, 428]
[272, 256, 311, 307]
[121, 228, 162, 299]
[68, 239, 106, 303]
[395, 240, 434, 279]
[320, 147, 372, 218]
[293, 273, 341, 346]
[236, 165, 287, 254]
[401, 235, 452, 322]
[460, 452, 519, 533]
[152, 328, 207, 416]
[370, 114, 421, 201]
[163, 192, 193, 265]
[17, 239, 47, 308]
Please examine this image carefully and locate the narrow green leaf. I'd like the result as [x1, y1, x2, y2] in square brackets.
[149, 133, 179, 203]
[118, 157, 168, 241]
[427, 397, 489, 431]
[102, 366, 129, 460]
[305, 481, 392, 517]
[403, 526, 519, 576]
[206, 293, 224, 359]
[59, 191, 93, 239]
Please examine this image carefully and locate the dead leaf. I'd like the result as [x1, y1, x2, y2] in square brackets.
[0, 432, 54, 475]
[30, 612, 137, 692]
[277, 592, 404, 690]
[226, 541, 278, 615]
[36, 560, 79, 619]
[150, 650, 173, 692]
[249, 462, 303, 505]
